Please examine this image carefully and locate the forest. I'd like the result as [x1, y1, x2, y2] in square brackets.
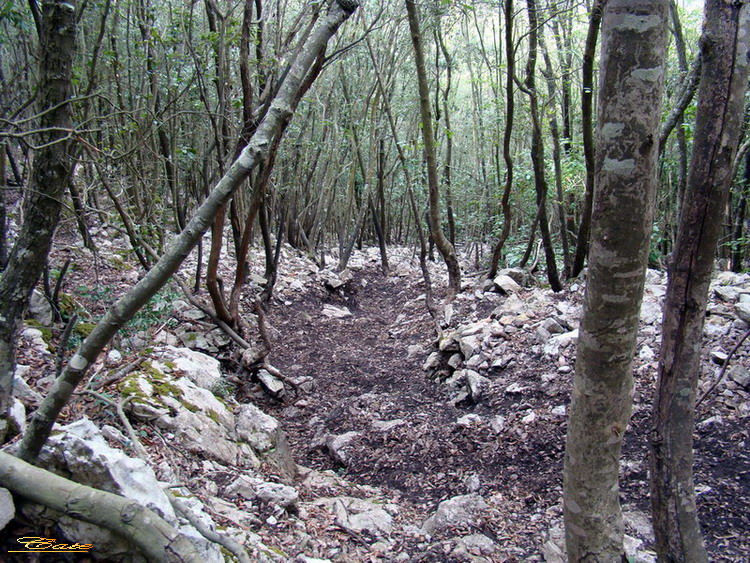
[0, 0, 749, 560]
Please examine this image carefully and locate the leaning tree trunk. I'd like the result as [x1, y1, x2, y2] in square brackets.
[563, 0, 669, 559]
[405, 0, 461, 297]
[650, 2, 750, 561]
[17, 0, 361, 463]
[0, 0, 77, 443]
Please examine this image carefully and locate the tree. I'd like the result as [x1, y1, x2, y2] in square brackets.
[405, 0, 461, 297]
[563, 0, 669, 559]
[0, 0, 78, 442]
[16, 0, 361, 463]
[650, 2, 750, 560]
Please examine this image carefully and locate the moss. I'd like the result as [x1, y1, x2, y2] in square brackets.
[206, 409, 220, 423]
[57, 292, 80, 316]
[24, 320, 53, 343]
[74, 322, 97, 338]
[109, 255, 132, 271]
[180, 400, 200, 413]
[163, 361, 177, 370]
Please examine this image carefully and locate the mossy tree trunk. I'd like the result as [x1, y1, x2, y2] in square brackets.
[0, 0, 77, 443]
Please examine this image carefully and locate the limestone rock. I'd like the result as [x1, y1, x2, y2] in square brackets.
[28, 289, 53, 326]
[258, 368, 285, 397]
[33, 419, 221, 562]
[735, 302, 750, 324]
[326, 431, 361, 466]
[492, 274, 522, 295]
[729, 366, 750, 388]
[153, 346, 222, 390]
[422, 493, 488, 536]
[322, 304, 352, 318]
[226, 475, 299, 510]
[313, 496, 395, 538]
[0, 487, 14, 532]
[543, 330, 578, 357]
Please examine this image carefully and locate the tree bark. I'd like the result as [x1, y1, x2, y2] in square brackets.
[563, 1, 669, 559]
[405, 0, 461, 297]
[16, 0, 360, 463]
[650, 2, 750, 560]
[0, 0, 77, 443]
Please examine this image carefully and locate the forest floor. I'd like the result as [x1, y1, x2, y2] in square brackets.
[253, 250, 750, 561]
[7, 220, 750, 560]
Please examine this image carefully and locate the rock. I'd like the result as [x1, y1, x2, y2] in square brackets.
[423, 351, 441, 372]
[490, 415, 506, 433]
[498, 267, 531, 287]
[736, 302, 750, 324]
[438, 331, 461, 352]
[505, 382, 527, 394]
[20, 328, 50, 355]
[372, 419, 406, 432]
[422, 494, 488, 536]
[729, 366, 750, 388]
[639, 300, 662, 325]
[177, 331, 216, 353]
[459, 335, 482, 360]
[638, 345, 655, 361]
[313, 496, 394, 538]
[106, 349, 123, 366]
[119, 363, 246, 466]
[543, 330, 578, 357]
[8, 399, 26, 435]
[0, 487, 14, 532]
[13, 366, 43, 403]
[710, 349, 728, 365]
[322, 304, 351, 318]
[236, 403, 281, 452]
[466, 370, 489, 402]
[326, 431, 360, 466]
[492, 294, 525, 317]
[154, 346, 223, 390]
[28, 289, 53, 326]
[456, 414, 483, 428]
[258, 368, 285, 397]
[493, 274, 522, 294]
[32, 419, 221, 562]
[447, 353, 463, 370]
[542, 318, 565, 335]
[226, 475, 298, 510]
[715, 285, 740, 302]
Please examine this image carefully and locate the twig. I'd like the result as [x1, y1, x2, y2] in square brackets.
[82, 390, 147, 459]
[696, 327, 750, 409]
[90, 357, 144, 390]
[55, 313, 78, 377]
[167, 494, 252, 563]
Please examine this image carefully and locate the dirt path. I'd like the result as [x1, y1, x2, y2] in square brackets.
[262, 260, 750, 560]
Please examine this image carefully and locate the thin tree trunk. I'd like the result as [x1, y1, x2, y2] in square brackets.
[523, 0, 562, 292]
[488, 0, 515, 279]
[563, 1, 669, 558]
[0, 0, 78, 442]
[571, 0, 605, 277]
[405, 0, 461, 297]
[650, 2, 750, 560]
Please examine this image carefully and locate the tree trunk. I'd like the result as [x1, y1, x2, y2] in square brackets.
[563, 1, 669, 559]
[0, 0, 77, 443]
[523, 0, 562, 292]
[488, 0, 515, 279]
[571, 0, 605, 277]
[650, 2, 750, 560]
[16, 0, 361, 463]
[405, 0, 460, 297]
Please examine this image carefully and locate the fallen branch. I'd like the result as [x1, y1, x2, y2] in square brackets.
[0, 451, 201, 561]
[696, 327, 750, 409]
